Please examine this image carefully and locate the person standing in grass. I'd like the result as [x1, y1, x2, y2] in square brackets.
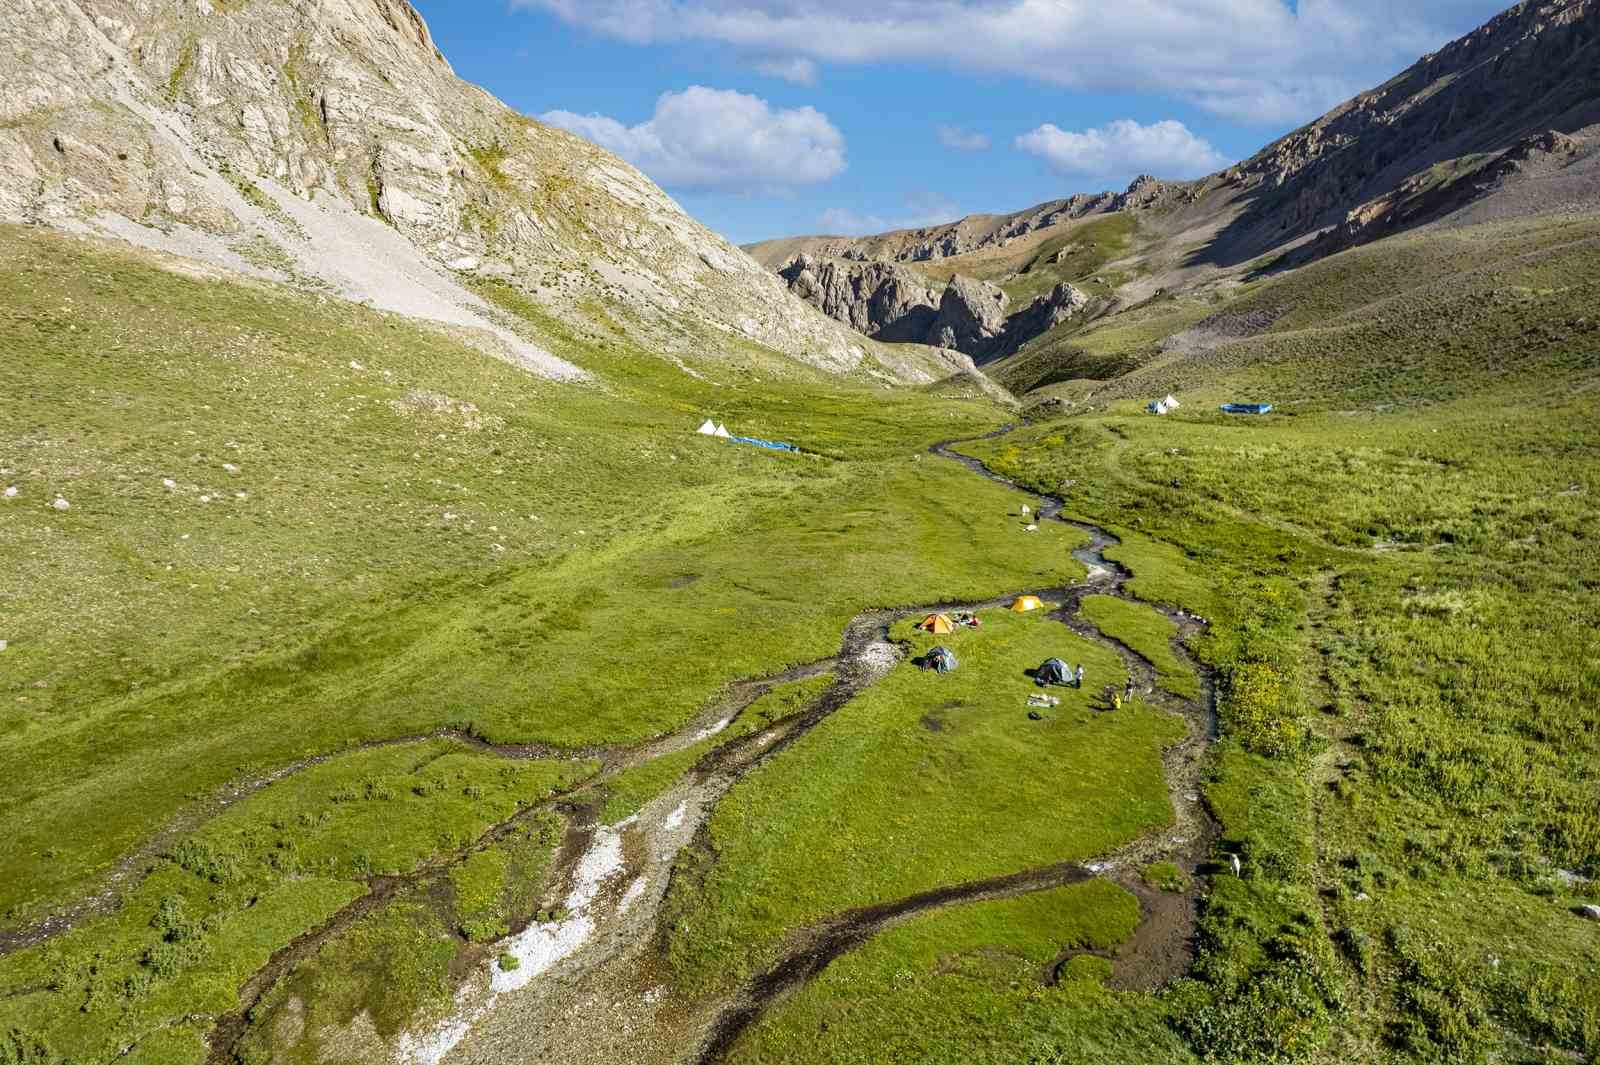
[1074, 664, 1084, 689]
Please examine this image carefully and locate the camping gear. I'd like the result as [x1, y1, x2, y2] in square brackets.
[916, 646, 959, 674]
[714, 423, 732, 438]
[954, 612, 981, 629]
[729, 435, 800, 453]
[1009, 595, 1045, 613]
[696, 419, 718, 436]
[1220, 403, 1272, 415]
[1028, 694, 1060, 708]
[1037, 658, 1070, 686]
[1148, 393, 1182, 415]
[917, 613, 955, 635]
[1028, 710, 1045, 721]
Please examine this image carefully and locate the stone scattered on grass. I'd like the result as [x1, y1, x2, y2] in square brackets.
[0, 640, 8, 653]
[163, 478, 177, 489]
[3, 486, 17, 498]
[1578, 904, 1600, 922]
[223, 463, 239, 474]
[52, 497, 70, 511]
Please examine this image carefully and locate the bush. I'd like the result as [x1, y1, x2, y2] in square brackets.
[168, 838, 242, 884]
[1142, 861, 1190, 893]
[497, 953, 520, 972]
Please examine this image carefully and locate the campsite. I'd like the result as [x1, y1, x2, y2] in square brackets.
[3, 2, 1599, 1064]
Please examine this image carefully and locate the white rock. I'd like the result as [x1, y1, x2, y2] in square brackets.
[199, 495, 211, 504]
[349, 360, 364, 371]
[0, 640, 8, 653]
[223, 463, 239, 474]
[52, 497, 70, 511]
[163, 479, 177, 489]
[3, 486, 16, 498]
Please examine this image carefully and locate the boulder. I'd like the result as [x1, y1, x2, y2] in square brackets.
[1577, 904, 1600, 922]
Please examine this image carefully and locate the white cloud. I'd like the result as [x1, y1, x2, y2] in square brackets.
[1016, 118, 1227, 179]
[514, 1, 1510, 126]
[818, 207, 890, 235]
[540, 86, 845, 193]
[818, 192, 961, 235]
[752, 56, 818, 85]
[937, 125, 990, 151]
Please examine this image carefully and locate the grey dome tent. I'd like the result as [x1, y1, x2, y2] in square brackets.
[1037, 658, 1070, 686]
[918, 646, 959, 674]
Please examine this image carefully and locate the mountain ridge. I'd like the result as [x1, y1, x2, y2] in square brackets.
[751, 0, 1599, 364]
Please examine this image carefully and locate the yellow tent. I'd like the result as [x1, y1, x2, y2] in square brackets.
[1009, 595, 1045, 613]
[917, 613, 955, 635]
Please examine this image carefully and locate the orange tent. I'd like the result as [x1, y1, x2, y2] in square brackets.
[1009, 595, 1045, 613]
[917, 613, 955, 635]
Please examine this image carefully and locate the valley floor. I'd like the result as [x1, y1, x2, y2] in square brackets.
[1, 215, 1598, 1065]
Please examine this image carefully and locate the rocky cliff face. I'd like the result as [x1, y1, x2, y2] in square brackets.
[1203, 0, 1600, 263]
[776, 254, 941, 343]
[0, 0, 943, 384]
[776, 251, 1087, 362]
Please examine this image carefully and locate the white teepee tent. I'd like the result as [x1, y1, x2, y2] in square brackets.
[714, 423, 732, 438]
[696, 419, 718, 436]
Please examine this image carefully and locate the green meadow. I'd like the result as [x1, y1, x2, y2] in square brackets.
[1, 204, 1597, 1065]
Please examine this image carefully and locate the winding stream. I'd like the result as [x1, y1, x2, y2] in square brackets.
[3, 425, 1220, 1065]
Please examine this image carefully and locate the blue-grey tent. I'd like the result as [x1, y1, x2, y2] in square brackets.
[918, 646, 959, 674]
[1037, 658, 1070, 686]
[1220, 403, 1273, 415]
[729, 435, 800, 453]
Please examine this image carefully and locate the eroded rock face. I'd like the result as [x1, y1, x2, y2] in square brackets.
[0, 0, 909, 381]
[928, 275, 1009, 352]
[777, 254, 940, 342]
[773, 250, 1088, 362]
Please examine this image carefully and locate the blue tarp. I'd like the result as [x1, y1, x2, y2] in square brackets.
[1220, 403, 1273, 415]
[729, 435, 801, 453]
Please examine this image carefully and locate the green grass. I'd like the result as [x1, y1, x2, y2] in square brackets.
[597, 674, 835, 824]
[727, 880, 1195, 1065]
[4, 193, 1599, 1064]
[1080, 594, 1200, 699]
[949, 214, 1600, 1061]
[0, 741, 586, 1064]
[663, 605, 1185, 995]
[0, 224, 1073, 931]
[1143, 861, 1190, 893]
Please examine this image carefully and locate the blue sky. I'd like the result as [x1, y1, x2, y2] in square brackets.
[412, 1, 1513, 245]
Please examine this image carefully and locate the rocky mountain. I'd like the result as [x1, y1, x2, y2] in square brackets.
[755, 0, 1599, 359]
[778, 252, 1089, 363]
[0, 0, 958, 385]
[748, 176, 1191, 270]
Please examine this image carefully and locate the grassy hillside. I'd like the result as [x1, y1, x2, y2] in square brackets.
[0, 226, 1077, 1063]
[956, 215, 1600, 1062]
